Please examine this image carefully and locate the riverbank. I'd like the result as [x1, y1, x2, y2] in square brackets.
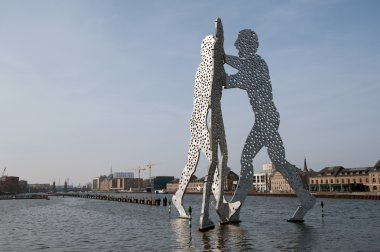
[251, 192, 380, 200]
[0, 194, 49, 200]
[166, 191, 380, 200]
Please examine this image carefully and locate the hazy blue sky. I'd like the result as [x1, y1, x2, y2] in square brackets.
[1, 1, 379, 185]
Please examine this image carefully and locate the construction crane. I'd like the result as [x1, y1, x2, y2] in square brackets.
[1, 167, 6, 177]
[126, 166, 146, 191]
[145, 162, 160, 189]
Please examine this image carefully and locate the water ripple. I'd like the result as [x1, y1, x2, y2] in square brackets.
[0, 195, 379, 251]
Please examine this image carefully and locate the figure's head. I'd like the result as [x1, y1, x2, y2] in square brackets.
[235, 29, 259, 58]
[200, 35, 215, 62]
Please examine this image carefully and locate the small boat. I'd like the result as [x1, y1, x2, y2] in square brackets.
[154, 189, 168, 194]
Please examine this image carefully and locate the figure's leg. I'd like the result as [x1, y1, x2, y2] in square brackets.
[228, 127, 264, 222]
[212, 130, 240, 223]
[210, 111, 229, 220]
[172, 139, 201, 218]
[199, 153, 217, 231]
[212, 140, 226, 218]
[267, 133, 316, 221]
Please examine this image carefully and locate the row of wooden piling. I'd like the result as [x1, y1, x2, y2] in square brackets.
[55, 193, 169, 206]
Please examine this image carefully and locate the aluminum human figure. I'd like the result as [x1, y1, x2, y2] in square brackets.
[201, 18, 240, 229]
[171, 35, 215, 225]
[172, 18, 238, 230]
[224, 29, 316, 222]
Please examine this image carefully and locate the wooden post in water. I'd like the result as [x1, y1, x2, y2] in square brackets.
[188, 206, 192, 228]
[321, 201, 324, 220]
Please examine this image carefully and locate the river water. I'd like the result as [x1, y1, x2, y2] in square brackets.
[0, 194, 379, 251]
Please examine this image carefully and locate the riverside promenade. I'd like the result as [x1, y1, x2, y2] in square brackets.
[165, 191, 380, 200]
[249, 191, 380, 200]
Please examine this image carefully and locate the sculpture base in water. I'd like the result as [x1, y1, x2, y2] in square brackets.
[287, 219, 305, 223]
[220, 220, 241, 225]
[199, 224, 215, 232]
[178, 216, 190, 219]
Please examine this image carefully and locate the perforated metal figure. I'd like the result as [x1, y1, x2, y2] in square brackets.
[224, 29, 316, 222]
[172, 19, 239, 230]
[201, 18, 240, 229]
[172, 35, 215, 223]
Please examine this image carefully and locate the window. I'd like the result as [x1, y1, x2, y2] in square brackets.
[337, 179, 340, 183]
[373, 178, 376, 183]
[331, 179, 333, 183]
[359, 178, 362, 183]
[366, 178, 369, 183]
[311, 180, 314, 184]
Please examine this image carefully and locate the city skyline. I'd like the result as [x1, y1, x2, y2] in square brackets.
[1, 1, 379, 185]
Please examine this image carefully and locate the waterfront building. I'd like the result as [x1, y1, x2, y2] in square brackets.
[18, 180, 28, 194]
[166, 171, 239, 193]
[93, 174, 144, 192]
[0, 176, 20, 194]
[166, 178, 180, 193]
[55, 184, 74, 192]
[268, 160, 310, 193]
[99, 178, 112, 191]
[368, 160, 380, 192]
[113, 172, 134, 179]
[252, 164, 275, 192]
[271, 171, 294, 193]
[92, 176, 108, 191]
[263, 163, 275, 174]
[252, 172, 269, 192]
[184, 176, 204, 193]
[166, 175, 200, 193]
[309, 160, 380, 193]
[151, 176, 175, 190]
[28, 183, 51, 193]
[225, 170, 239, 191]
[110, 177, 143, 192]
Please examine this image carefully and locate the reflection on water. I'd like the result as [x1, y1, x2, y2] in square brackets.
[200, 224, 254, 251]
[171, 218, 193, 250]
[285, 223, 318, 251]
[0, 194, 379, 251]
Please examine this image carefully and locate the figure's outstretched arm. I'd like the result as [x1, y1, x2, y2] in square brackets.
[225, 54, 241, 70]
[224, 54, 246, 90]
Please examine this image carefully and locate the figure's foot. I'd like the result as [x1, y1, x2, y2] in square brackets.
[199, 217, 214, 231]
[172, 194, 188, 218]
[227, 201, 242, 223]
[288, 192, 316, 221]
[217, 201, 242, 224]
